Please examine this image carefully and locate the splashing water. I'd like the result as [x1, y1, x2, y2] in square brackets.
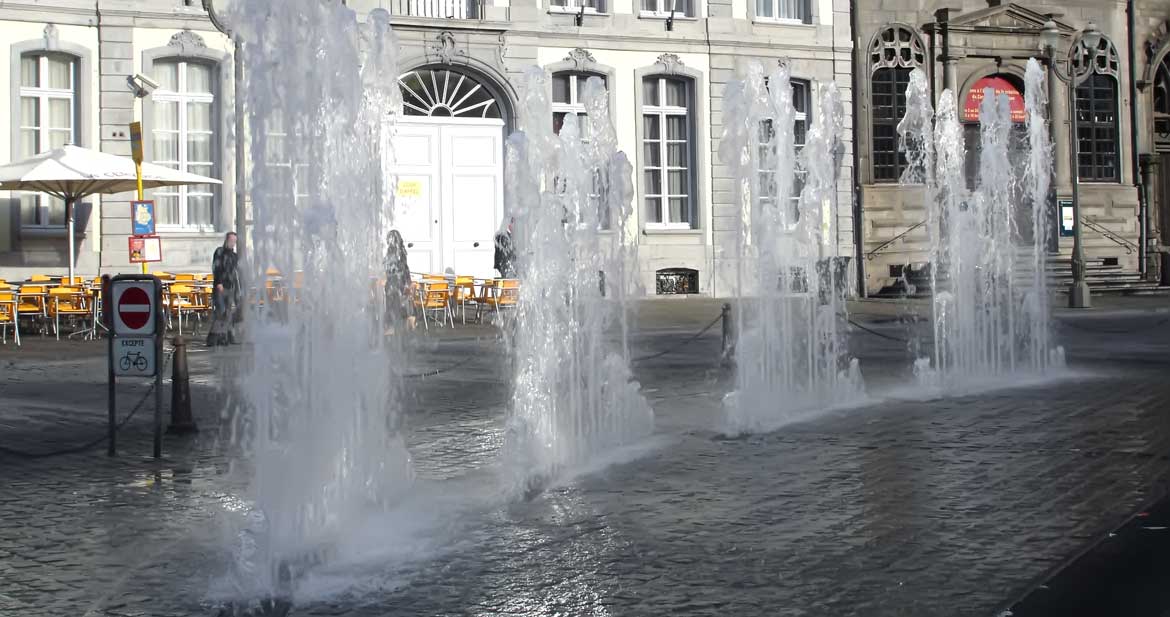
[503, 67, 653, 492]
[719, 60, 864, 434]
[900, 64, 1063, 389]
[229, 1, 412, 599]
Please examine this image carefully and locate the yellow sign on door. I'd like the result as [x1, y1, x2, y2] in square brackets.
[396, 179, 422, 198]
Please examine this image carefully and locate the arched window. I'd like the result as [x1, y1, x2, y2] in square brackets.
[869, 25, 925, 183]
[642, 75, 695, 228]
[17, 52, 78, 228]
[151, 59, 218, 228]
[1151, 52, 1169, 149]
[399, 68, 502, 119]
[1071, 35, 1121, 182]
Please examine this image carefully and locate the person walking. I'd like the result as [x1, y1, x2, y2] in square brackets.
[384, 229, 415, 335]
[208, 231, 241, 347]
[494, 218, 516, 278]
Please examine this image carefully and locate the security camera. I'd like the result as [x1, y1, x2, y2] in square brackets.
[127, 73, 160, 98]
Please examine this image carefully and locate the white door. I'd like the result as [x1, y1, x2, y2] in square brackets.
[391, 117, 504, 278]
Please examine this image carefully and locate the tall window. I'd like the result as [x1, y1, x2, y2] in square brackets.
[18, 53, 77, 228]
[869, 25, 924, 183]
[1155, 53, 1170, 148]
[553, 71, 610, 228]
[642, 0, 692, 17]
[550, 0, 605, 12]
[756, 0, 811, 23]
[151, 60, 216, 228]
[1075, 74, 1119, 182]
[758, 79, 810, 226]
[642, 75, 694, 229]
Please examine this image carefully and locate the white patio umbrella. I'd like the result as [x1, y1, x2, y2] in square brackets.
[0, 145, 222, 281]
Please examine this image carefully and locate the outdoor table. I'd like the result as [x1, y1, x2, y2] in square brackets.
[0, 294, 19, 345]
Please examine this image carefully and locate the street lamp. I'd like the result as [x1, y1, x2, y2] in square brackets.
[1039, 19, 1099, 309]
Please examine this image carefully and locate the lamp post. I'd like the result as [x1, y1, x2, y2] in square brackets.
[1040, 19, 1099, 309]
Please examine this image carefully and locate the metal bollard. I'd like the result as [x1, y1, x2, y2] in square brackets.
[720, 302, 735, 366]
[166, 336, 198, 435]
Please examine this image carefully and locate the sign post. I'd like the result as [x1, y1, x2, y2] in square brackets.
[129, 122, 149, 274]
[106, 274, 164, 458]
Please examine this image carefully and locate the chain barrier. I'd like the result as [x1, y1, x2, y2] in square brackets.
[401, 354, 480, 379]
[1056, 315, 1170, 335]
[632, 313, 724, 364]
[847, 318, 911, 343]
[0, 350, 174, 459]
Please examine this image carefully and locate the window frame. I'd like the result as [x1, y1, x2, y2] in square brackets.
[149, 58, 218, 230]
[640, 0, 693, 19]
[757, 78, 811, 229]
[1068, 34, 1123, 184]
[16, 52, 78, 229]
[549, 0, 607, 14]
[867, 24, 925, 184]
[641, 75, 696, 230]
[870, 66, 913, 183]
[754, 0, 812, 25]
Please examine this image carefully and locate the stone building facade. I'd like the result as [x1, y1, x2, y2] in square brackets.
[0, 0, 854, 297]
[854, 0, 1170, 295]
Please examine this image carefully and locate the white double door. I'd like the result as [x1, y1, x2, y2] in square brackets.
[389, 117, 504, 278]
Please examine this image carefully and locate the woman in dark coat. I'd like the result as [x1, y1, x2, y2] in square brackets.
[384, 229, 414, 334]
[208, 231, 240, 346]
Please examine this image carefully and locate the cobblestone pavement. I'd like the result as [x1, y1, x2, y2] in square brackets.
[0, 295, 1168, 616]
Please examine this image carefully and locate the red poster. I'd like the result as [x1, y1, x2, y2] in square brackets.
[962, 76, 1026, 123]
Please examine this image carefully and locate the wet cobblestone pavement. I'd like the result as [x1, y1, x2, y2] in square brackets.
[1, 298, 1169, 616]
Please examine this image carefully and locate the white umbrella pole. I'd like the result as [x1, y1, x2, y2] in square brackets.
[66, 197, 75, 283]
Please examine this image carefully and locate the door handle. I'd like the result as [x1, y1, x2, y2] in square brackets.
[407, 242, 414, 248]
[473, 242, 480, 248]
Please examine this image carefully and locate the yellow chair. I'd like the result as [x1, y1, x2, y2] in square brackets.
[452, 276, 478, 324]
[168, 283, 213, 334]
[174, 273, 199, 282]
[415, 281, 454, 330]
[48, 287, 90, 340]
[154, 271, 175, 282]
[17, 285, 48, 334]
[0, 291, 19, 345]
[477, 279, 519, 322]
[29, 274, 52, 283]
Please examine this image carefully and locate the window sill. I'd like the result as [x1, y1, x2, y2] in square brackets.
[643, 226, 701, 235]
[155, 228, 221, 238]
[639, 11, 697, 20]
[753, 17, 813, 26]
[549, 7, 609, 16]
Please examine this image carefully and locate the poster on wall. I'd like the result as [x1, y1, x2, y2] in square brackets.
[962, 76, 1026, 123]
[128, 236, 163, 263]
[131, 200, 156, 236]
[1058, 199, 1075, 237]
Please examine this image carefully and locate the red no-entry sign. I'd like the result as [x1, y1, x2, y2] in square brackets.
[112, 281, 157, 335]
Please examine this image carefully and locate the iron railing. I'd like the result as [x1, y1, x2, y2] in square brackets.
[1081, 216, 1138, 255]
[385, 0, 483, 19]
[865, 219, 927, 260]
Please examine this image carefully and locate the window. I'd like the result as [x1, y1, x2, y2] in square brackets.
[264, 116, 310, 207]
[151, 60, 216, 228]
[552, 71, 610, 228]
[869, 25, 925, 183]
[642, 76, 694, 229]
[756, 0, 811, 23]
[642, 0, 692, 17]
[758, 79, 810, 226]
[17, 53, 77, 228]
[399, 68, 502, 119]
[1074, 74, 1119, 182]
[1155, 53, 1170, 147]
[550, 0, 605, 12]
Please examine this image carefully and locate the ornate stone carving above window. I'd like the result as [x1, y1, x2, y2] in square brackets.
[43, 24, 59, 51]
[565, 48, 597, 70]
[431, 31, 467, 65]
[1070, 34, 1121, 80]
[656, 53, 684, 75]
[168, 29, 207, 55]
[869, 25, 925, 72]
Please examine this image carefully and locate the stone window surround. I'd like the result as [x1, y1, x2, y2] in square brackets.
[865, 23, 927, 185]
[140, 40, 231, 235]
[634, 62, 707, 233]
[751, 0, 816, 26]
[8, 38, 93, 239]
[1070, 33, 1123, 184]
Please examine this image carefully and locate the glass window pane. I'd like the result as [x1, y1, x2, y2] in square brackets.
[667, 142, 686, 166]
[669, 197, 688, 223]
[48, 98, 71, 130]
[553, 111, 567, 135]
[667, 170, 687, 195]
[153, 133, 180, 162]
[155, 194, 181, 225]
[792, 82, 807, 113]
[46, 196, 67, 226]
[552, 74, 571, 104]
[187, 164, 213, 180]
[187, 63, 213, 93]
[643, 142, 661, 167]
[664, 79, 687, 107]
[644, 170, 661, 195]
[48, 130, 70, 149]
[666, 115, 687, 140]
[20, 195, 39, 226]
[20, 129, 39, 157]
[20, 97, 39, 129]
[156, 62, 179, 91]
[188, 133, 213, 164]
[642, 0, 657, 11]
[645, 197, 662, 223]
[643, 115, 660, 139]
[188, 102, 213, 131]
[47, 56, 72, 89]
[643, 78, 659, 106]
[188, 195, 213, 227]
[794, 119, 807, 146]
[155, 101, 179, 131]
[21, 56, 39, 88]
[757, 0, 773, 17]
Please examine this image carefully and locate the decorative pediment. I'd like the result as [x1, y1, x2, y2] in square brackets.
[948, 3, 1073, 32]
[168, 29, 207, 55]
[656, 53, 684, 75]
[564, 48, 596, 71]
[43, 23, 59, 50]
[430, 31, 467, 65]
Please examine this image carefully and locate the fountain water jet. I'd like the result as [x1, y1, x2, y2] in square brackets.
[902, 61, 1063, 389]
[503, 67, 653, 493]
[720, 60, 864, 434]
[228, 1, 412, 601]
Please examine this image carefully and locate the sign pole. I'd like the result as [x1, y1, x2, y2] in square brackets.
[153, 277, 163, 459]
[104, 275, 116, 457]
[109, 274, 163, 458]
[130, 122, 147, 275]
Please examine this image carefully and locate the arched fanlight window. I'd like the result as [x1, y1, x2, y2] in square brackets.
[398, 68, 502, 119]
[1070, 34, 1122, 182]
[869, 24, 926, 182]
[1152, 51, 1169, 147]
